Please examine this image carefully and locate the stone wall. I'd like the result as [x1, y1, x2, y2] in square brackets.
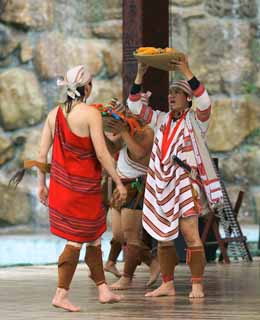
[0, 0, 122, 232]
[0, 0, 259, 233]
[170, 0, 260, 224]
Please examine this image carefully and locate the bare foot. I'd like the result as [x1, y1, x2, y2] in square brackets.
[145, 281, 175, 297]
[146, 258, 160, 287]
[110, 276, 132, 290]
[189, 283, 204, 298]
[52, 288, 80, 312]
[104, 261, 121, 278]
[98, 283, 124, 303]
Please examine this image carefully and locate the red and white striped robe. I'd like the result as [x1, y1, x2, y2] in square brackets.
[127, 84, 220, 241]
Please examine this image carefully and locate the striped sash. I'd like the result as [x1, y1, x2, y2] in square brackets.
[186, 112, 223, 209]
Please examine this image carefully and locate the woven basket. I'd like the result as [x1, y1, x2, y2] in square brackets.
[134, 51, 185, 71]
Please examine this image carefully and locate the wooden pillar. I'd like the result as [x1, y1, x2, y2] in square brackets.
[123, 0, 169, 111]
[0, 0, 8, 13]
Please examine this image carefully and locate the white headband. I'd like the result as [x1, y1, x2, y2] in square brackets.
[57, 65, 92, 99]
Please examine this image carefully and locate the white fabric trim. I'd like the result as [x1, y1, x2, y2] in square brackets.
[117, 146, 147, 179]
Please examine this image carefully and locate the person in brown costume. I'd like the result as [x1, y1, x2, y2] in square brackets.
[104, 237, 123, 278]
[104, 233, 159, 286]
[103, 108, 160, 290]
[36, 65, 127, 312]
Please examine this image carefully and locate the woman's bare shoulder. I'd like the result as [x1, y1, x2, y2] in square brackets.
[48, 105, 59, 116]
[47, 106, 59, 125]
[79, 103, 101, 118]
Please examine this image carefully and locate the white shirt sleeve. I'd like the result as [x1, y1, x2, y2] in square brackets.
[127, 92, 166, 131]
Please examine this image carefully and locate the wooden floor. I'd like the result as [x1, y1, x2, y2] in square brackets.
[0, 260, 260, 320]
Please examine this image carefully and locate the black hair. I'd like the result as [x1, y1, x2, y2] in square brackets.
[64, 85, 85, 114]
[183, 92, 192, 108]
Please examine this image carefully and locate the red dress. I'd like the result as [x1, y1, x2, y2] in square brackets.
[48, 107, 106, 243]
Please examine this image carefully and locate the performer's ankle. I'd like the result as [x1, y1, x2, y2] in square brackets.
[106, 260, 116, 266]
[56, 286, 69, 292]
[191, 277, 203, 284]
[162, 274, 174, 283]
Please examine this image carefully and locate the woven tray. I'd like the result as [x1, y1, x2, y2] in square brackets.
[134, 51, 185, 71]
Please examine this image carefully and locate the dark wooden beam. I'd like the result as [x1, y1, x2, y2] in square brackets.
[123, 0, 169, 111]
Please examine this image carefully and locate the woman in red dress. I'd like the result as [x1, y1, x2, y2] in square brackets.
[37, 65, 127, 311]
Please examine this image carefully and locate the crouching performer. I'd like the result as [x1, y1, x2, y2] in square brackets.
[11, 65, 127, 311]
[104, 106, 160, 290]
[127, 56, 223, 298]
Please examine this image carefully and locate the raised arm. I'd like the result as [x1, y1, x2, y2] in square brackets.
[188, 77, 211, 134]
[127, 62, 164, 130]
[170, 55, 212, 134]
[105, 119, 154, 160]
[104, 132, 123, 157]
[121, 127, 154, 160]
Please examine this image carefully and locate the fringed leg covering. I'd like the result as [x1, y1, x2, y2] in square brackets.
[186, 246, 206, 283]
[108, 239, 122, 263]
[85, 245, 106, 286]
[58, 245, 80, 290]
[158, 242, 179, 283]
[123, 244, 142, 278]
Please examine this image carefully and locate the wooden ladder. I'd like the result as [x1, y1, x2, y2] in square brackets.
[201, 159, 252, 263]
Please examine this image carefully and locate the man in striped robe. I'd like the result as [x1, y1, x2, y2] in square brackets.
[127, 56, 223, 298]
